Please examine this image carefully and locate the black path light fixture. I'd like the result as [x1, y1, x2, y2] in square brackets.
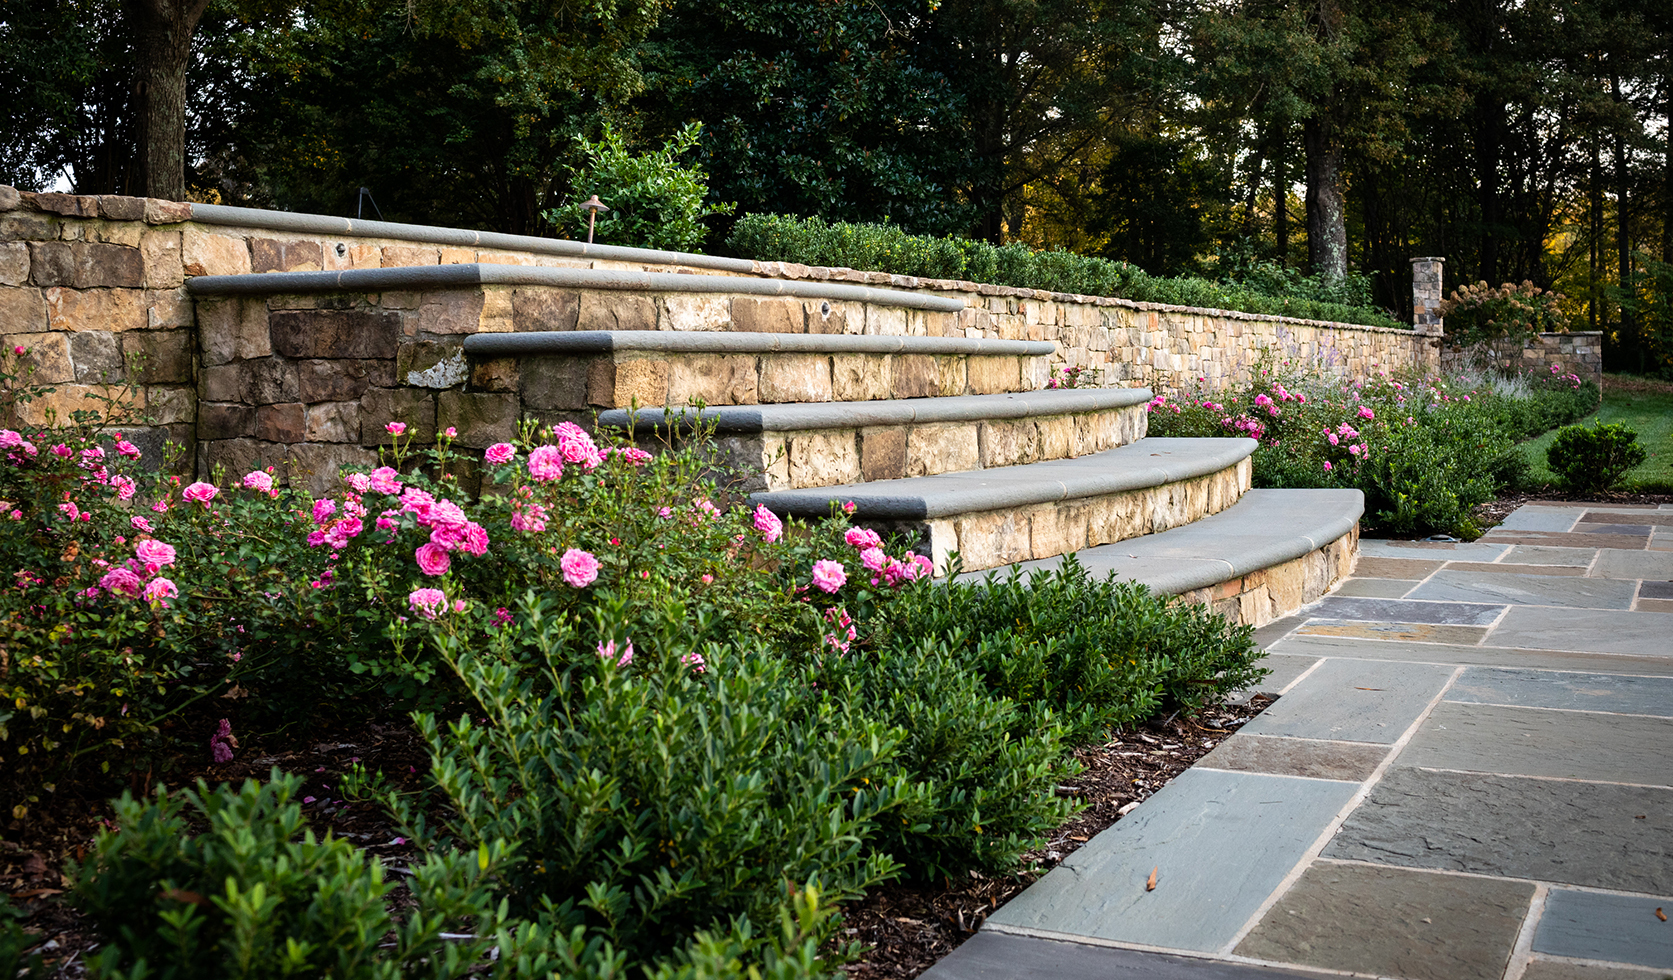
[580, 195, 609, 243]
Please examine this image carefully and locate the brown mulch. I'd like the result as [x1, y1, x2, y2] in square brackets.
[837, 695, 1274, 979]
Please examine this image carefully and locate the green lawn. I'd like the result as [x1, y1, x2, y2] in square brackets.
[1518, 379, 1673, 492]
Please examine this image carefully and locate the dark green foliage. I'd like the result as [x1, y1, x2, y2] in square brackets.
[1547, 421, 1649, 494]
[727, 214, 1403, 329]
[877, 557, 1265, 743]
[0, 902, 44, 979]
[543, 124, 734, 251]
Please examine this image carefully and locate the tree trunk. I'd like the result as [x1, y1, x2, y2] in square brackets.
[1475, 98, 1503, 285]
[1612, 73, 1634, 348]
[1303, 115, 1346, 279]
[1664, 67, 1672, 264]
[1591, 135, 1602, 330]
[1273, 124, 1288, 263]
[129, 0, 209, 201]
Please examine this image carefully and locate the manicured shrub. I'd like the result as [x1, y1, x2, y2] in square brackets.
[726, 213, 1403, 329]
[1547, 421, 1649, 494]
[543, 123, 735, 252]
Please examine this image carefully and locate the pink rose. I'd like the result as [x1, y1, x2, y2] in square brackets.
[597, 638, 634, 666]
[135, 539, 176, 569]
[528, 444, 565, 482]
[112, 475, 136, 500]
[182, 481, 218, 506]
[408, 588, 448, 619]
[485, 443, 516, 465]
[1357, 406, 1375, 420]
[115, 440, 141, 459]
[859, 547, 887, 572]
[415, 542, 452, 576]
[143, 578, 178, 604]
[131, 516, 153, 533]
[242, 470, 274, 493]
[312, 498, 337, 524]
[344, 472, 371, 492]
[553, 422, 602, 469]
[444, 427, 458, 438]
[753, 505, 783, 543]
[844, 528, 883, 551]
[386, 422, 407, 436]
[99, 567, 144, 598]
[368, 467, 403, 495]
[560, 548, 600, 588]
[811, 559, 846, 594]
[511, 503, 548, 533]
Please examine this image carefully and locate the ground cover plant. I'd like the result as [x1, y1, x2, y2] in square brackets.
[725, 214, 1402, 330]
[1515, 377, 1673, 493]
[0, 357, 1269, 978]
[1145, 357, 1598, 538]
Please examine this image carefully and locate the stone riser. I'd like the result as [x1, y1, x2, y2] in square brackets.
[910, 457, 1252, 574]
[1176, 525, 1358, 627]
[517, 350, 1038, 411]
[712, 404, 1148, 492]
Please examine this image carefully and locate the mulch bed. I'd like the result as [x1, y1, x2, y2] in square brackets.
[836, 695, 1274, 979]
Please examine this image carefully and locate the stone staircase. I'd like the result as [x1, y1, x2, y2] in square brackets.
[133, 216, 1363, 627]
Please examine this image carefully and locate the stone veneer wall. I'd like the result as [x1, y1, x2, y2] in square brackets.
[1439, 332, 1605, 392]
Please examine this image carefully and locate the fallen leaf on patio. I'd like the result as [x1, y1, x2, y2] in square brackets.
[1354, 687, 1384, 691]
[1146, 867, 1157, 891]
[1656, 907, 1666, 922]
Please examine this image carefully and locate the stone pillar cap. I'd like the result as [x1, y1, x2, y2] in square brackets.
[1409, 256, 1446, 263]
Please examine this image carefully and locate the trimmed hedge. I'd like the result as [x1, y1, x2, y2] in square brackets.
[726, 214, 1405, 330]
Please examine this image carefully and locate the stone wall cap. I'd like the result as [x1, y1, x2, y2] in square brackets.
[185, 263, 967, 312]
[465, 330, 1053, 359]
[599, 386, 1152, 434]
[1410, 256, 1447, 263]
[961, 487, 1365, 593]
[750, 436, 1256, 520]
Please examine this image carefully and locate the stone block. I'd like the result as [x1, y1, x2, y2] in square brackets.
[27, 241, 76, 286]
[241, 357, 300, 404]
[936, 355, 967, 395]
[952, 509, 1033, 570]
[979, 418, 1040, 468]
[15, 382, 142, 428]
[512, 288, 579, 332]
[144, 287, 192, 328]
[251, 238, 324, 273]
[68, 330, 124, 382]
[577, 291, 655, 331]
[438, 247, 474, 265]
[470, 357, 518, 392]
[198, 402, 254, 440]
[361, 387, 436, 443]
[417, 290, 487, 335]
[381, 245, 439, 267]
[255, 402, 307, 443]
[270, 309, 400, 359]
[0, 243, 26, 287]
[297, 358, 392, 403]
[758, 354, 831, 403]
[44, 287, 148, 332]
[146, 385, 195, 425]
[123, 329, 193, 384]
[588, 358, 668, 408]
[1031, 503, 1089, 559]
[324, 241, 380, 271]
[860, 427, 907, 482]
[197, 297, 271, 365]
[200, 363, 241, 402]
[892, 354, 938, 398]
[0, 211, 57, 241]
[144, 198, 191, 224]
[437, 391, 518, 447]
[831, 354, 891, 401]
[284, 442, 380, 496]
[660, 293, 730, 331]
[864, 304, 907, 336]
[905, 423, 978, 477]
[182, 228, 251, 277]
[33, 193, 96, 217]
[9, 331, 73, 383]
[140, 230, 183, 288]
[520, 356, 589, 410]
[731, 296, 802, 333]
[805, 299, 852, 334]
[786, 430, 861, 488]
[667, 354, 758, 406]
[1037, 415, 1074, 460]
[398, 339, 467, 388]
[0, 286, 48, 334]
[73, 243, 144, 287]
[304, 401, 360, 443]
[967, 355, 1022, 393]
[0, 185, 18, 211]
[478, 287, 512, 333]
[95, 196, 144, 221]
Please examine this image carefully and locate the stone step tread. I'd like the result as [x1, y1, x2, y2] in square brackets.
[601, 387, 1153, 434]
[464, 329, 1053, 357]
[751, 436, 1254, 520]
[972, 488, 1365, 595]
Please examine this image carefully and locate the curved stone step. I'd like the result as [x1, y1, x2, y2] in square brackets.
[970, 488, 1365, 627]
[753, 436, 1256, 573]
[601, 388, 1154, 491]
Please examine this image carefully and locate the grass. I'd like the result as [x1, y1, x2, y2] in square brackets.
[1517, 375, 1673, 492]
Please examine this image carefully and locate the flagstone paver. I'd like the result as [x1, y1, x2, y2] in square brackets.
[924, 503, 1673, 980]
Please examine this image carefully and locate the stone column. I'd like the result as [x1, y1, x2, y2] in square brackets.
[1411, 256, 1445, 336]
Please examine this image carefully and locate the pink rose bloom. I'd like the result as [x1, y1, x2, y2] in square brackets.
[859, 547, 887, 572]
[444, 426, 458, 438]
[485, 442, 516, 465]
[386, 422, 407, 436]
[560, 548, 600, 588]
[58, 502, 80, 521]
[1324, 461, 1334, 471]
[692, 498, 720, 521]
[135, 539, 176, 569]
[143, 578, 178, 604]
[131, 516, 153, 533]
[242, 470, 274, 493]
[151, 498, 169, 514]
[375, 515, 396, 532]
[1327, 433, 1339, 446]
[844, 527, 883, 551]
[312, 498, 337, 524]
[415, 542, 452, 576]
[1357, 406, 1375, 420]
[553, 422, 602, 469]
[400, 488, 435, 522]
[408, 588, 448, 620]
[307, 530, 327, 548]
[528, 444, 565, 482]
[656, 506, 673, 519]
[0, 431, 20, 448]
[112, 475, 136, 500]
[609, 446, 653, 466]
[753, 505, 783, 543]
[811, 559, 846, 594]
[344, 472, 372, 492]
[597, 638, 634, 666]
[904, 552, 933, 581]
[511, 503, 548, 533]
[51, 444, 72, 459]
[427, 499, 467, 528]
[115, 439, 141, 459]
[459, 522, 489, 556]
[326, 517, 363, 548]
[182, 481, 218, 506]
[368, 467, 403, 495]
[99, 567, 144, 598]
